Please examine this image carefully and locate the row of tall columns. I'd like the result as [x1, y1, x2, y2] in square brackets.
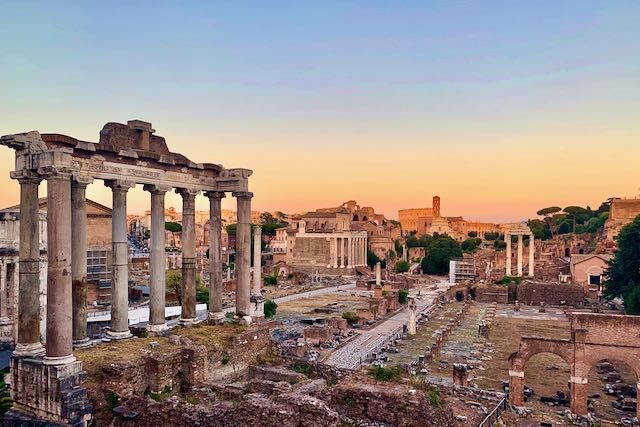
[331, 236, 367, 268]
[13, 169, 254, 360]
[505, 233, 535, 277]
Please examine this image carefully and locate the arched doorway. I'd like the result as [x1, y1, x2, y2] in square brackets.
[522, 352, 571, 409]
[455, 291, 464, 302]
[353, 215, 359, 221]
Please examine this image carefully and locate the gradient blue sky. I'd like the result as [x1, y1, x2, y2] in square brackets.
[1, 1, 639, 221]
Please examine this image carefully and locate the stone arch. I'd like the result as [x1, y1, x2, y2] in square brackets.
[353, 214, 359, 221]
[508, 338, 573, 406]
[362, 216, 368, 221]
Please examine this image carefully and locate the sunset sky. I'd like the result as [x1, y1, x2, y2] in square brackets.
[1, 1, 639, 222]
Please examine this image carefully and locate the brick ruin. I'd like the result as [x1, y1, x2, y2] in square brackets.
[508, 313, 640, 420]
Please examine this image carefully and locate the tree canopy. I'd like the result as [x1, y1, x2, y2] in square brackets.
[165, 222, 182, 233]
[394, 260, 410, 273]
[531, 202, 610, 240]
[604, 215, 640, 314]
[420, 236, 463, 275]
[461, 238, 482, 253]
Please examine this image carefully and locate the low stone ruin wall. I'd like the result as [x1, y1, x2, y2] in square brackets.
[517, 282, 584, 306]
[475, 284, 509, 303]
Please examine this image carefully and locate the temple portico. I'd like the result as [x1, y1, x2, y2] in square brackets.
[504, 224, 535, 277]
[0, 120, 253, 425]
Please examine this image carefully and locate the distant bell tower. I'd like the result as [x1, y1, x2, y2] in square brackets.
[433, 195, 441, 217]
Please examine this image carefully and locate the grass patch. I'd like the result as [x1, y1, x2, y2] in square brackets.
[184, 395, 199, 405]
[105, 390, 119, 410]
[369, 366, 401, 382]
[428, 387, 441, 407]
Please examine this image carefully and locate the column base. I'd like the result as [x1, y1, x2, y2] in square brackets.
[178, 317, 200, 327]
[9, 356, 92, 426]
[13, 342, 45, 357]
[72, 337, 93, 350]
[105, 330, 133, 340]
[43, 354, 77, 366]
[207, 312, 226, 324]
[148, 323, 169, 333]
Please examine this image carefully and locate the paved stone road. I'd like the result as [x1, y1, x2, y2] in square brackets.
[324, 279, 452, 370]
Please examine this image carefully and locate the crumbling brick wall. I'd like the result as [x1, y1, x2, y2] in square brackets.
[475, 284, 508, 303]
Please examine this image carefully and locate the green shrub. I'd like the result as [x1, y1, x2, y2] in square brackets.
[342, 311, 360, 325]
[395, 260, 410, 273]
[428, 387, 441, 407]
[496, 275, 521, 285]
[369, 366, 401, 382]
[105, 390, 119, 410]
[184, 395, 199, 405]
[147, 385, 173, 402]
[398, 289, 409, 304]
[221, 354, 230, 365]
[264, 299, 278, 318]
[264, 275, 278, 286]
[342, 395, 356, 406]
[290, 362, 311, 376]
[0, 373, 11, 416]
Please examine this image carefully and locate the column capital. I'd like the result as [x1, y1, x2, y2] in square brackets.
[104, 179, 135, 192]
[176, 187, 200, 199]
[143, 184, 172, 194]
[40, 166, 73, 180]
[72, 175, 93, 187]
[232, 191, 253, 199]
[12, 170, 43, 185]
[204, 191, 227, 200]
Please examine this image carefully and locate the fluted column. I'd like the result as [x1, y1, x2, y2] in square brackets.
[528, 234, 535, 277]
[233, 191, 252, 318]
[339, 237, 344, 268]
[105, 180, 134, 340]
[44, 171, 75, 365]
[14, 175, 44, 356]
[72, 177, 92, 348]
[332, 238, 338, 268]
[517, 234, 523, 276]
[347, 237, 353, 268]
[145, 185, 170, 332]
[205, 191, 225, 322]
[177, 188, 199, 325]
[505, 233, 512, 276]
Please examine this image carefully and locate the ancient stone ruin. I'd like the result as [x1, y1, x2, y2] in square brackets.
[0, 120, 254, 425]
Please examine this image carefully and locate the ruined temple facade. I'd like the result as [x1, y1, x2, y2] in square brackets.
[0, 120, 254, 426]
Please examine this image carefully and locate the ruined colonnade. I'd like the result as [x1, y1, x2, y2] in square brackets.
[504, 225, 535, 277]
[331, 235, 367, 268]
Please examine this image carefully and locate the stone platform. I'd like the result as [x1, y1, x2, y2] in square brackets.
[4, 356, 91, 426]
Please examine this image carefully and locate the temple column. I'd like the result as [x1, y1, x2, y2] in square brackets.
[14, 175, 45, 356]
[250, 225, 264, 318]
[205, 191, 225, 322]
[528, 234, 535, 277]
[233, 191, 252, 319]
[72, 177, 92, 349]
[177, 188, 199, 325]
[505, 233, 512, 276]
[347, 237, 353, 268]
[517, 234, 523, 276]
[145, 185, 170, 332]
[44, 171, 75, 365]
[105, 180, 134, 340]
[332, 238, 338, 268]
[338, 237, 344, 268]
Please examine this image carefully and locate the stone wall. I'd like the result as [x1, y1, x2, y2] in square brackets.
[291, 237, 331, 268]
[516, 282, 584, 306]
[475, 284, 509, 303]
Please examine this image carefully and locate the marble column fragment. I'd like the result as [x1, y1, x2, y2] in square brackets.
[72, 177, 92, 348]
[14, 175, 45, 356]
[250, 225, 264, 318]
[105, 180, 134, 340]
[205, 191, 225, 322]
[517, 234, 523, 276]
[177, 188, 199, 325]
[233, 191, 252, 319]
[145, 185, 170, 332]
[44, 171, 75, 365]
[505, 234, 512, 276]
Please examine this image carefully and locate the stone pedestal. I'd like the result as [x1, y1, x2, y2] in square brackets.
[7, 356, 91, 426]
[249, 294, 265, 318]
